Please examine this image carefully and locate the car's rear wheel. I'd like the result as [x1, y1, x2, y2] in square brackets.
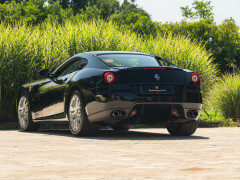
[18, 95, 40, 131]
[68, 90, 98, 136]
[166, 121, 198, 136]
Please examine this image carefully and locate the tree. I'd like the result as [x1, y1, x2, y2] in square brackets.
[181, 0, 214, 21]
[110, 0, 156, 35]
[157, 0, 240, 72]
[59, 0, 69, 9]
[111, 12, 157, 36]
[70, 0, 94, 14]
[119, 0, 149, 19]
[78, 4, 101, 21]
[54, 0, 119, 19]
[0, 0, 46, 24]
[0, 0, 74, 24]
[180, 1, 240, 71]
[95, 0, 119, 19]
[211, 18, 240, 70]
[46, 0, 73, 23]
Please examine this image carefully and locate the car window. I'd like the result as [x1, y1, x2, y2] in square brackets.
[156, 57, 179, 68]
[97, 54, 162, 67]
[58, 59, 86, 77]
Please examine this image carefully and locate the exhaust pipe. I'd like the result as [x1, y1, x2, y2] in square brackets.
[112, 110, 125, 118]
[112, 110, 120, 118]
[187, 110, 198, 118]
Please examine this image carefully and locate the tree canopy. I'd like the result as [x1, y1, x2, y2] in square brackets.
[181, 0, 214, 20]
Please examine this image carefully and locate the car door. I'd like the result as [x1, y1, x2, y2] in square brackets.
[37, 58, 84, 119]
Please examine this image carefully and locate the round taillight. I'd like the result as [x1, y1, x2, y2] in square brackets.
[104, 72, 115, 83]
[191, 73, 200, 84]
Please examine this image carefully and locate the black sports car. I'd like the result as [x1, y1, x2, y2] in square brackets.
[17, 51, 202, 136]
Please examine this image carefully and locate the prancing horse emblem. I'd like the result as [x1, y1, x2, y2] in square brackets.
[154, 74, 160, 81]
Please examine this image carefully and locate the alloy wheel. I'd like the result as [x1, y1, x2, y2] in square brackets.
[18, 96, 29, 129]
[69, 94, 82, 132]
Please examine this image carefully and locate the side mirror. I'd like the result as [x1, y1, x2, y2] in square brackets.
[38, 69, 52, 78]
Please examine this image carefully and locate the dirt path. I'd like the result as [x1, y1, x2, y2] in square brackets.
[0, 128, 239, 179]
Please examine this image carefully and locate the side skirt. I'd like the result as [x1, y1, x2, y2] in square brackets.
[33, 113, 68, 123]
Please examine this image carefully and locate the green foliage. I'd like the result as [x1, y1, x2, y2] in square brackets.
[199, 110, 239, 127]
[95, 0, 120, 19]
[1, 0, 238, 73]
[46, 0, 120, 19]
[0, 1, 22, 22]
[213, 18, 240, 71]
[181, 0, 214, 21]
[178, 0, 240, 72]
[206, 73, 240, 121]
[119, 0, 149, 18]
[0, 20, 217, 120]
[111, 12, 157, 35]
[68, 0, 120, 19]
[70, 5, 101, 21]
[156, 18, 240, 72]
[0, 0, 150, 26]
[46, 0, 73, 23]
[110, 0, 156, 35]
[0, 0, 74, 24]
[199, 110, 224, 123]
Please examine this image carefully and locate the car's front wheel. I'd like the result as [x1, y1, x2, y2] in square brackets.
[18, 95, 40, 131]
[166, 121, 198, 136]
[68, 90, 98, 136]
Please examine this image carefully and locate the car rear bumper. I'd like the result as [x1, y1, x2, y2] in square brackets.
[85, 85, 202, 124]
[87, 101, 202, 123]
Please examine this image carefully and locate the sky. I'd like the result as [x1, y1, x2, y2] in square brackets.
[119, 0, 240, 26]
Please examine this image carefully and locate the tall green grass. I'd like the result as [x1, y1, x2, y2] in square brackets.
[0, 20, 218, 120]
[206, 73, 240, 121]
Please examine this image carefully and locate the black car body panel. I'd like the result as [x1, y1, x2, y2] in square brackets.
[18, 51, 202, 125]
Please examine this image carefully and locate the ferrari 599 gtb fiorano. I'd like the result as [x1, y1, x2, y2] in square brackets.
[17, 51, 202, 136]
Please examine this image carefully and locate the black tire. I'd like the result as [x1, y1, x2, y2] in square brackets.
[111, 124, 130, 131]
[68, 90, 98, 136]
[17, 94, 40, 131]
[166, 121, 198, 136]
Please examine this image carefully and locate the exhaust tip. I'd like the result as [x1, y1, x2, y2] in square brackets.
[112, 110, 120, 117]
[112, 110, 125, 118]
[187, 110, 198, 118]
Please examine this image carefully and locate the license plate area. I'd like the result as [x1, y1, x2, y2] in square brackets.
[141, 86, 173, 94]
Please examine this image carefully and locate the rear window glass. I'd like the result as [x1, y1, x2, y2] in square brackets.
[97, 54, 162, 67]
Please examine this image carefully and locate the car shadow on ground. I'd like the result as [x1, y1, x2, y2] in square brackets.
[26, 129, 209, 140]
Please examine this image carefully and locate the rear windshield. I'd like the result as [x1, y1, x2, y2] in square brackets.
[96, 54, 162, 67]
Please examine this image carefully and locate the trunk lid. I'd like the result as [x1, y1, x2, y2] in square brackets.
[118, 67, 185, 85]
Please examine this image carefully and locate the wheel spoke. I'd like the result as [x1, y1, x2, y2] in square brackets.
[18, 96, 29, 129]
[69, 94, 82, 132]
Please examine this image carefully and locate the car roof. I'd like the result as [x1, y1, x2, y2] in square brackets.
[54, 51, 158, 74]
[76, 51, 154, 57]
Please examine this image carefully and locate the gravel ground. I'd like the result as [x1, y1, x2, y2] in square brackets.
[0, 128, 239, 180]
